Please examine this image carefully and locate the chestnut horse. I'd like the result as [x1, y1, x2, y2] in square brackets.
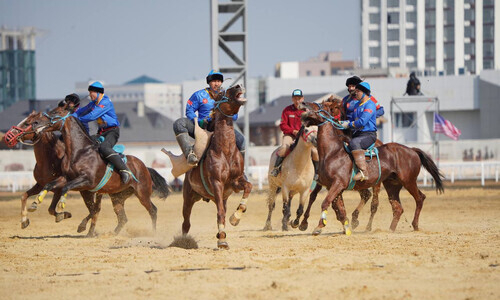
[264, 125, 318, 231]
[20, 105, 170, 236]
[181, 84, 252, 249]
[4, 114, 88, 228]
[300, 100, 444, 235]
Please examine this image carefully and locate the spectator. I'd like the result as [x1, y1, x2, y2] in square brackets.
[405, 72, 422, 96]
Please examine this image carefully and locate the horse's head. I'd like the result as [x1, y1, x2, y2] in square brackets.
[212, 84, 247, 118]
[4, 110, 47, 147]
[24, 104, 72, 137]
[301, 125, 318, 147]
[300, 100, 343, 128]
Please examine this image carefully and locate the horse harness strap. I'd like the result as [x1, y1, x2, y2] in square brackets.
[199, 156, 215, 197]
[89, 155, 139, 193]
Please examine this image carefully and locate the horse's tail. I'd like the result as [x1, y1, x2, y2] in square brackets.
[412, 148, 445, 194]
[147, 168, 171, 200]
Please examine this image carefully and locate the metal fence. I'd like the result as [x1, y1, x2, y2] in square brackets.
[0, 161, 498, 193]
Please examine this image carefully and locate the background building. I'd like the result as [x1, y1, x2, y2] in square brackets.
[361, 0, 500, 75]
[275, 51, 357, 79]
[0, 26, 37, 112]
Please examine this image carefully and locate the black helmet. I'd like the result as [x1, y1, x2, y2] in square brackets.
[64, 93, 80, 107]
[346, 76, 362, 87]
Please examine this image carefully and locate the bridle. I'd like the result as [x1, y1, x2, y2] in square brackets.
[308, 102, 344, 130]
[4, 124, 41, 147]
[214, 89, 237, 118]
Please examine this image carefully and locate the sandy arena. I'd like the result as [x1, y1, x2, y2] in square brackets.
[0, 186, 499, 299]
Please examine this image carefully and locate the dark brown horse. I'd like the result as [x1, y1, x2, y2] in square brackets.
[4, 114, 81, 228]
[298, 96, 383, 232]
[181, 84, 252, 249]
[300, 100, 444, 235]
[20, 105, 170, 236]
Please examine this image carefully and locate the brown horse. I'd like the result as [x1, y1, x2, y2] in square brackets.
[181, 84, 252, 249]
[300, 100, 444, 235]
[299, 96, 383, 232]
[4, 114, 83, 228]
[21, 105, 170, 236]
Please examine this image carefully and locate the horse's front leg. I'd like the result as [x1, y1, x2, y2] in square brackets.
[213, 180, 229, 249]
[331, 191, 351, 236]
[312, 182, 345, 236]
[299, 183, 322, 231]
[47, 189, 72, 223]
[55, 176, 92, 214]
[36, 177, 67, 209]
[21, 183, 44, 229]
[229, 176, 253, 226]
[291, 189, 310, 229]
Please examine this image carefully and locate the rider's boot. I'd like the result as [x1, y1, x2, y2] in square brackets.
[313, 160, 319, 181]
[270, 155, 285, 177]
[176, 133, 198, 166]
[352, 150, 368, 181]
[107, 153, 132, 184]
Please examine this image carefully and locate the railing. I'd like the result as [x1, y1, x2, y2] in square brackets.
[0, 161, 498, 193]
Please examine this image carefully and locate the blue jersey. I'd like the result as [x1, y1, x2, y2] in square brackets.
[73, 94, 119, 133]
[186, 88, 238, 122]
[343, 94, 384, 120]
[349, 99, 377, 132]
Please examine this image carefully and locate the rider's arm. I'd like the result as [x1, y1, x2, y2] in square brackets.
[352, 101, 376, 129]
[78, 100, 112, 123]
[376, 106, 385, 118]
[279, 107, 294, 136]
[185, 93, 200, 121]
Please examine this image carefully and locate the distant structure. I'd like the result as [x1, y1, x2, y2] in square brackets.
[0, 27, 37, 112]
[361, 0, 500, 76]
[75, 75, 182, 120]
[275, 51, 357, 78]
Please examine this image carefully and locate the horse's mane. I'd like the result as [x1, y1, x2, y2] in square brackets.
[289, 126, 305, 153]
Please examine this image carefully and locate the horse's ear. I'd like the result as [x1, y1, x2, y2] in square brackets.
[58, 100, 65, 107]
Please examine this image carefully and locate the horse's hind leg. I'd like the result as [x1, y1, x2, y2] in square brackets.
[78, 191, 95, 234]
[112, 188, 134, 235]
[87, 194, 102, 237]
[383, 180, 404, 232]
[182, 179, 201, 235]
[292, 190, 309, 229]
[21, 183, 44, 229]
[403, 181, 426, 231]
[351, 189, 371, 230]
[263, 184, 278, 231]
[366, 184, 381, 231]
[300, 183, 322, 231]
[48, 189, 71, 223]
[133, 184, 158, 233]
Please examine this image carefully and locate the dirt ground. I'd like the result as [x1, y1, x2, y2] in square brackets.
[0, 186, 499, 299]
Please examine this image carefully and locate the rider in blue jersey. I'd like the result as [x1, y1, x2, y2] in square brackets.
[340, 81, 377, 182]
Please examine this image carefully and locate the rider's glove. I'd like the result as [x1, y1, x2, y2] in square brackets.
[340, 121, 350, 129]
[198, 118, 207, 129]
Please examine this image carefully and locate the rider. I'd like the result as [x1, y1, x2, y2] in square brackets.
[63, 93, 80, 113]
[72, 81, 132, 184]
[340, 82, 377, 182]
[342, 76, 384, 120]
[173, 70, 245, 166]
[270, 89, 319, 178]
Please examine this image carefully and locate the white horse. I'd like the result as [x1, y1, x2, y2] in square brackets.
[264, 126, 318, 231]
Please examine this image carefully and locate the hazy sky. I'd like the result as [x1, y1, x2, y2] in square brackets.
[0, 0, 360, 98]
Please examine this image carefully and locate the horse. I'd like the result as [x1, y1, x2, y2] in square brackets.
[263, 125, 318, 231]
[300, 100, 444, 235]
[178, 84, 252, 249]
[4, 113, 85, 228]
[298, 96, 383, 232]
[21, 105, 170, 236]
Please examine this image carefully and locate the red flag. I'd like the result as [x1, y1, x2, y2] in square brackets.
[433, 113, 461, 141]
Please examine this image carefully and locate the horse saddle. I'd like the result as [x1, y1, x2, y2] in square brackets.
[343, 142, 378, 159]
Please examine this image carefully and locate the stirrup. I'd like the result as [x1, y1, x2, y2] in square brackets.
[353, 170, 367, 182]
[119, 170, 132, 184]
[270, 167, 280, 177]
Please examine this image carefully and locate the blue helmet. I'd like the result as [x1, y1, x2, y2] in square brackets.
[206, 70, 223, 84]
[88, 81, 104, 93]
[356, 81, 371, 96]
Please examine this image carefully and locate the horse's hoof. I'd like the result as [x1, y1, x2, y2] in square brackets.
[77, 224, 86, 233]
[64, 212, 72, 219]
[291, 219, 300, 229]
[299, 222, 308, 231]
[263, 223, 272, 231]
[281, 225, 289, 231]
[312, 227, 322, 236]
[217, 240, 229, 249]
[27, 202, 38, 212]
[365, 225, 372, 231]
[351, 219, 359, 230]
[229, 214, 240, 226]
[21, 219, 30, 229]
[55, 213, 64, 223]
[86, 232, 97, 238]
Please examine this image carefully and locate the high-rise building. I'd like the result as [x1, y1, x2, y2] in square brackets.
[0, 27, 37, 111]
[361, 0, 500, 75]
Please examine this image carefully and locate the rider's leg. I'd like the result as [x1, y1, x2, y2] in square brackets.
[99, 128, 131, 184]
[234, 128, 246, 160]
[352, 150, 368, 181]
[271, 135, 293, 177]
[350, 132, 377, 182]
[173, 118, 198, 166]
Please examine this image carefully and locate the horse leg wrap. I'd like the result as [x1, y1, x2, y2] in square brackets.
[321, 210, 328, 226]
[55, 193, 67, 213]
[37, 190, 48, 204]
[344, 220, 352, 236]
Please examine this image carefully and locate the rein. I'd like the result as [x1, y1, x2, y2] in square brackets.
[43, 111, 72, 127]
[310, 102, 344, 130]
[214, 90, 236, 118]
